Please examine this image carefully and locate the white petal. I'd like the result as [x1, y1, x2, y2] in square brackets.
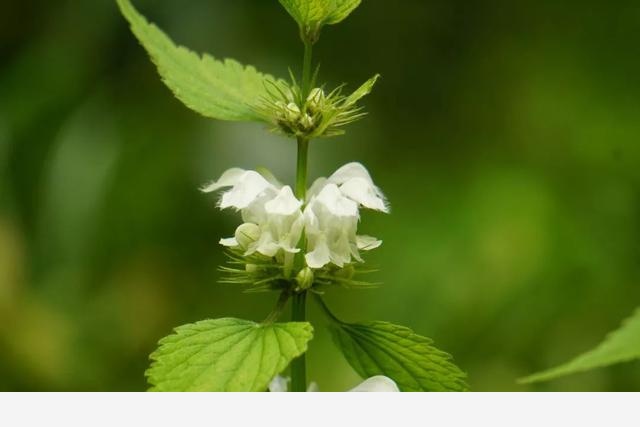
[348, 376, 400, 392]
[200, 168, 246, 193]
[314, 183, 359, 217]
[340, 177, 389, 212]
[306, 177, 328, 201]
[327, 162, 374, 186]
[219, 237, 238, 247]
[329, 232, 352, 267]
[255, 167, 284, 188]
[280, 214, 304, 253]
[268, 375, 290, 392]
[240, 193, 270, 224]
[356, 235, 382, 251]
[265, 186, 302, 216]
[220, 171, 273, 210]
[303, 205, 320, 231]
[305, 236, 331, 269]
[254, 231, 280, 257]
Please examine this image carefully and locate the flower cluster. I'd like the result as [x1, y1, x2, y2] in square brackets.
[202, 162, 388, 290]
[258, 79, 374, 139]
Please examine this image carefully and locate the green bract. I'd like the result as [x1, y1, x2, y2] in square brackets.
[259, 74, 380, 138]
[330, 319, 469, 392]
[343, 74, 379, 108]
[116, 0, 279, 122]
[146, 318, 313, 392]
[520, 307, 640, 384]
[278, 0, 362, 43]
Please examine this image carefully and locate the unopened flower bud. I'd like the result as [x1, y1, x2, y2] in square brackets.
[306, 88, 324, 106]
[300, 113, 315, 130]
[235, 223, 260, 250]
[284, 102, 301, 121]
[295, 267, 314, 290]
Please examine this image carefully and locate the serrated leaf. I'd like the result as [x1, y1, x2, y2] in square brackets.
[117, 0, 279, 122]
[146, 318, 313, 392]
[278, 0, 361, 33]
[344, 74, 380, 108]
[520, 307, 640, 384]
[330, 320, 469, 392]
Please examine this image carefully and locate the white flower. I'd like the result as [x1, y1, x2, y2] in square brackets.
[320, 162, 389, 213]
[203, 162, 388, 270]
[267, 375, 290, 392]
[348, 375, 400, 392]
[268, 375, 399, 392]
[202, 169, 272, 210]
[202, 169, 304, 258]
[303, 162, 388, 269]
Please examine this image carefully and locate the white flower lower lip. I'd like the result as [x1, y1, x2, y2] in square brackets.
[203, 162, 388, 270]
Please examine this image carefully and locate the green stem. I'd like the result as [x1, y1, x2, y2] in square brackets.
[295, 137, 309, 200]
[289, 37, 315, 393]
[290, 121, 310, 393]
[301, 40, 313, 99]
[290, 292, 307, 392]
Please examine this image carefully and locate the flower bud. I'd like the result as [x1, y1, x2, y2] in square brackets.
[300, 113, 315, 130]
[234, 223, 260, 250]
[295, 267, 314, 291]
[306, 88, 325, 115]
[284, 102, 301, 121]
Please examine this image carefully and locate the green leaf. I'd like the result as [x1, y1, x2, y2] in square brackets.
[278, 0, 362, 40]
[330, 320, 469, 392]
[520, 307, 640, 384]
[116, 0, 279, 122]
[146, 318, 313, 391]
[344, 74, 380, 108]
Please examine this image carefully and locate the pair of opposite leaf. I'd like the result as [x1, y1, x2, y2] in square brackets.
[116, 0, 376, 138]
[146, 316, 469, 392]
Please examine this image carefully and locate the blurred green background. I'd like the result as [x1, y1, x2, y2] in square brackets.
[1, 0, 639, 391]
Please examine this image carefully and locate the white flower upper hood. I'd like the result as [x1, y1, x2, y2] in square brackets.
[202, 162, 388, 269]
